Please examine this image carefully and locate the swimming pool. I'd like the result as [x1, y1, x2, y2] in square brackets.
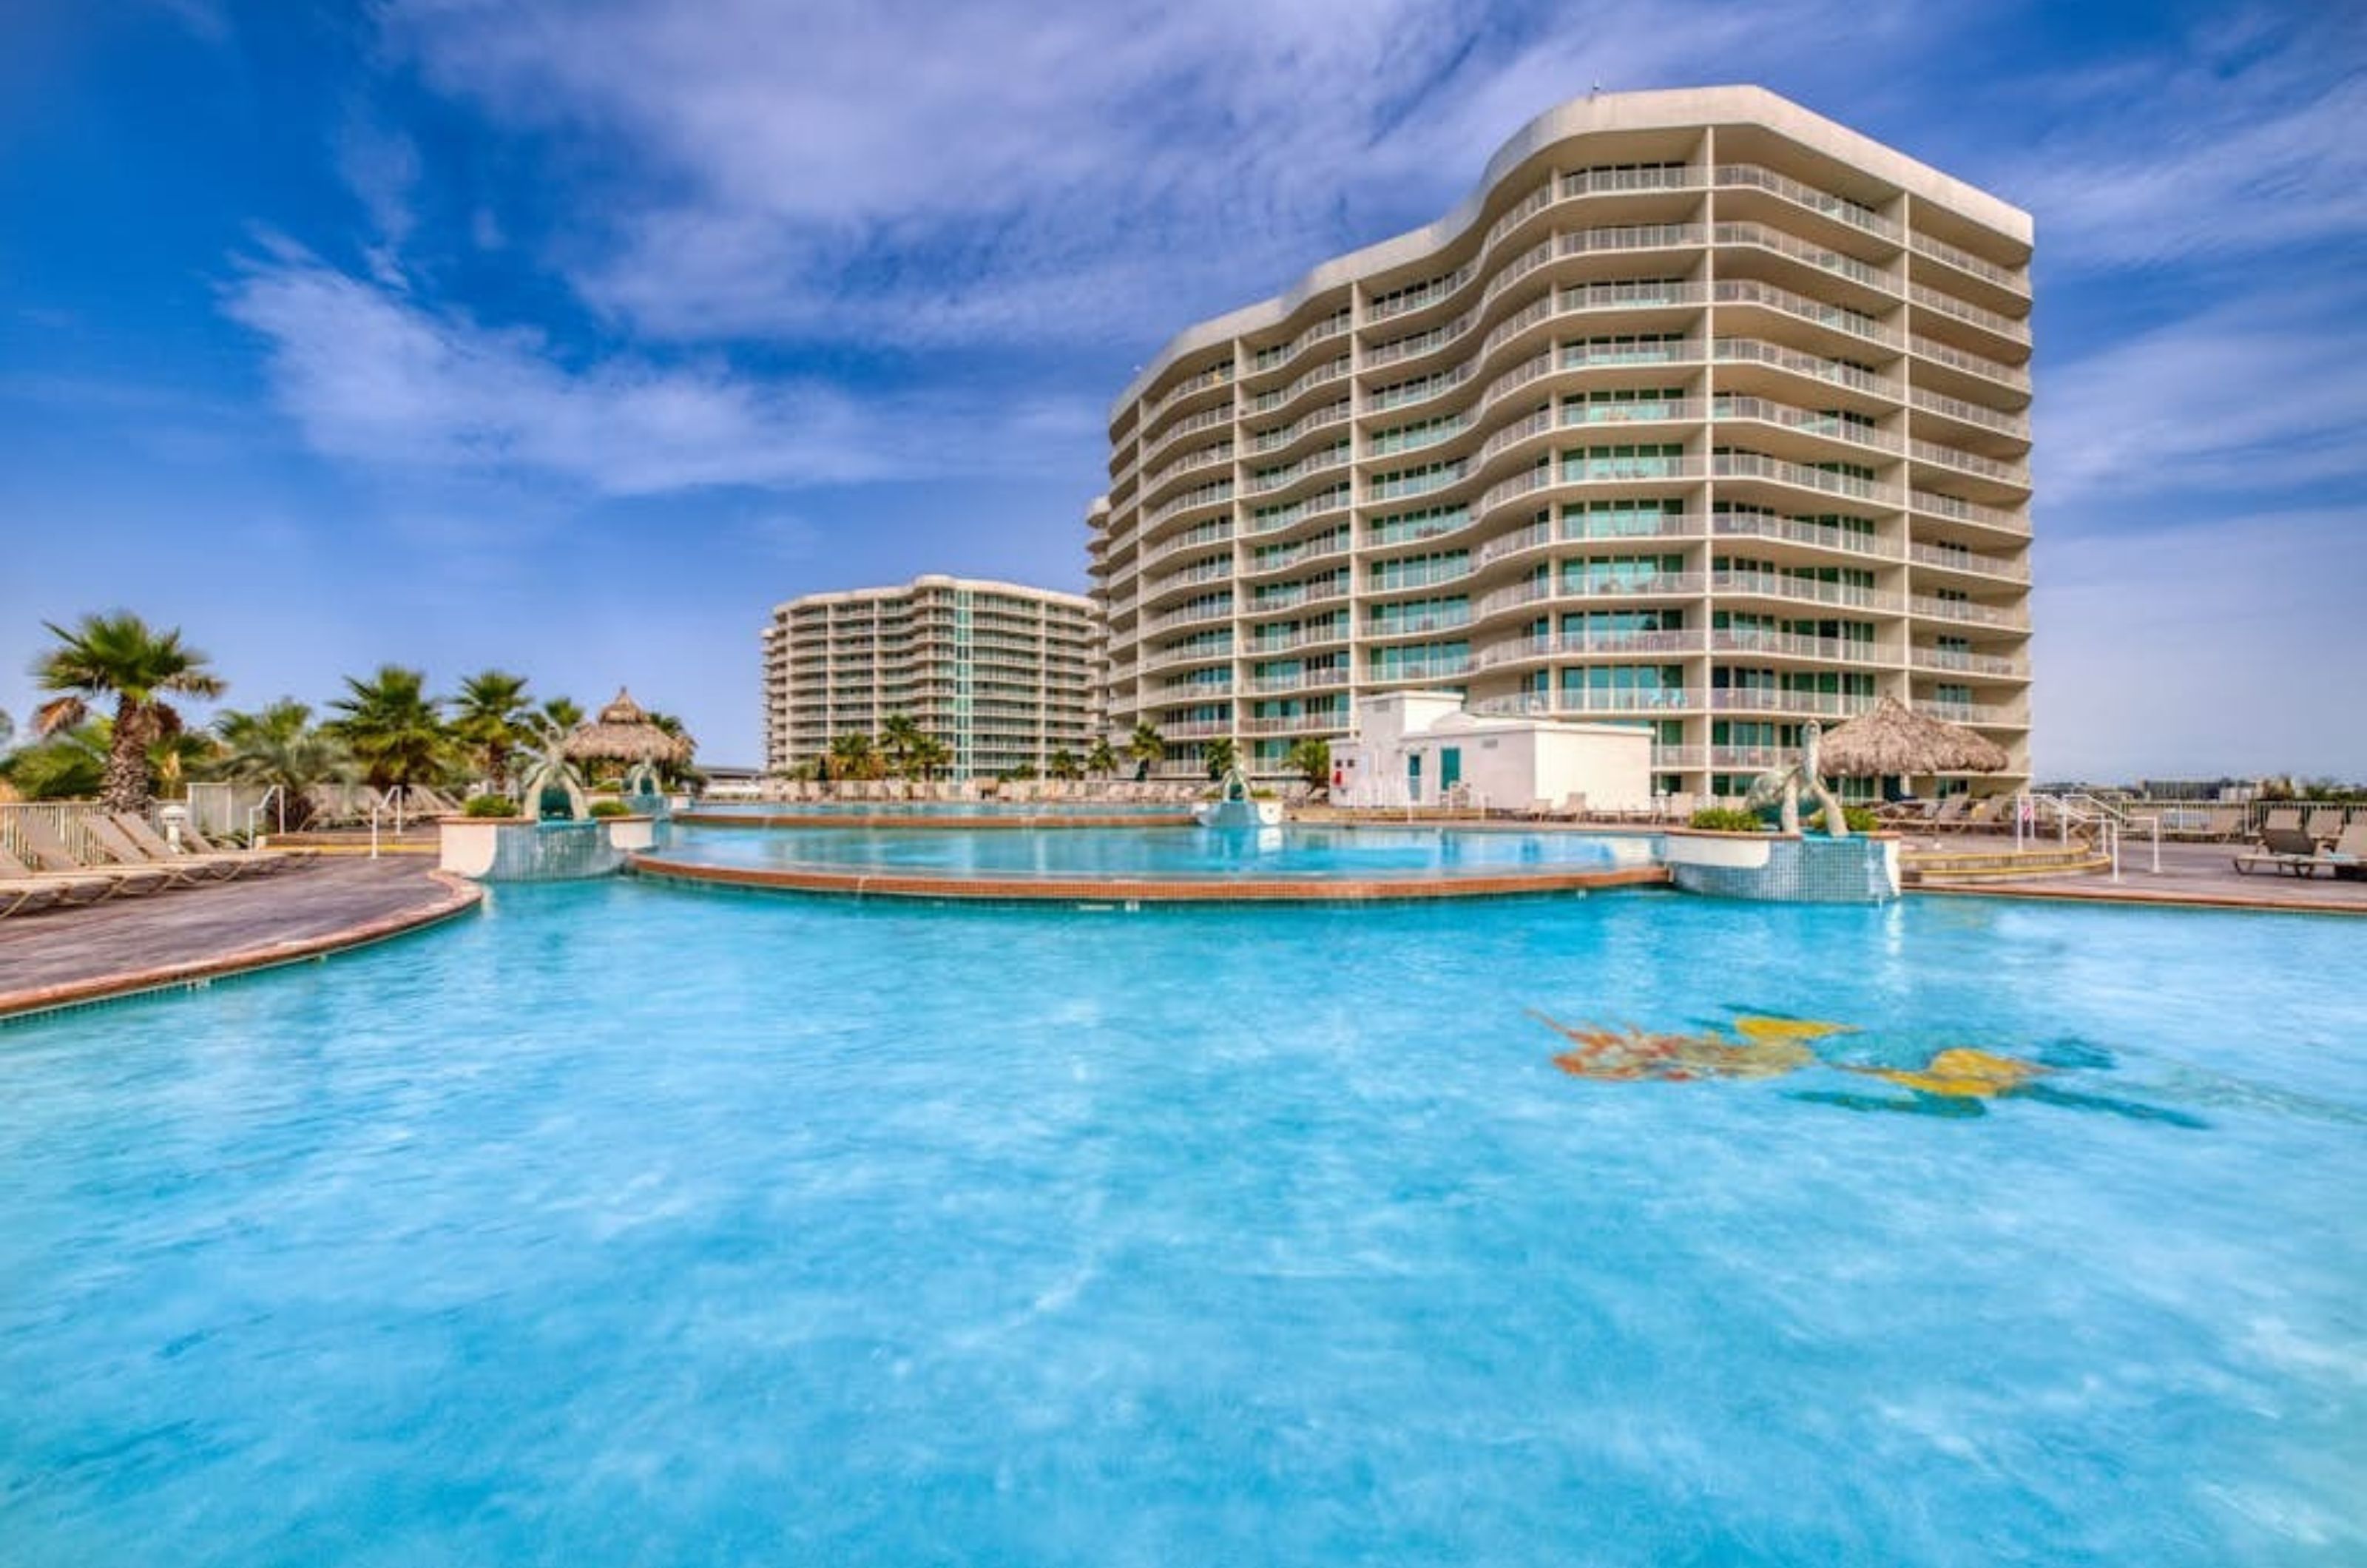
[2, 883, 2360, 1564]
[686, 800, 1190, 819]
[655, 822, 1656, 880]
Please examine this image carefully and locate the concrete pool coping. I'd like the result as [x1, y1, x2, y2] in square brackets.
[627, 851, 1674, 904]
[0, 861, 484, 1022]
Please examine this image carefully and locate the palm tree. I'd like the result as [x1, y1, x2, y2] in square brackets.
[829, 731, 880, 780]
[213, 700, 348, 830]
[1202, 735, 1240, 780]
[450, 669, 533, 788]
[326, 665, 451, 791]
[0, 719, 108, 800]
[32, 612, 226, 813]
[1127, 720, 1166, 780]
[1086, 738, 1118, 780]
[1286, 736, 1331, 789]
[879, 714, 925, 779]
[0, 708, 13, 751]
[1047, 747, 1081, 782]
[908, 735, 951, 782]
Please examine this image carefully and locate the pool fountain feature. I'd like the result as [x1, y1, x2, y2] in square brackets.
[1192, 767, 1282, 829]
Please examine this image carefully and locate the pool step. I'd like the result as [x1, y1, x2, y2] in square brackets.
[1903, 846, 2112, 884]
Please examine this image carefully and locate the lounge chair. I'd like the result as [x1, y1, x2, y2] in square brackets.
[2304, 808, 2344, 848]
[180, 823, 314, 866]
[0, 873, 68, 919]
[2233, 826, 2336, 877]
[10, 816, 175, 897]
[115, 813, 293, 875]
[2261, 806, 2303, 835]
[2327, 821, 2367, 880]
[0, 841, 120, 907]
[79, 815, 228, 887]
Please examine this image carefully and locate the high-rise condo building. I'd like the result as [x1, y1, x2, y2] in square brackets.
[762, 576, 1100, 780]
[1090, 87, 2031, 796]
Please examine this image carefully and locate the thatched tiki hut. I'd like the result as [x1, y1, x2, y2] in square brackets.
[563, 689, 695, 787]
[1817, 697, 2008, 794]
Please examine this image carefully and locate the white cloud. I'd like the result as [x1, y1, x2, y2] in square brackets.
[219, 246, 1099, 494]
[2036, 280, 2367, 517]
[376, 0, 1931, 348]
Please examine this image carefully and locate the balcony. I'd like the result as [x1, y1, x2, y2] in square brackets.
[1711, 278, 1900, 349]
[1714, 164, 1900, 243]
[1908, 541, 2029, 583]
[1471, 688, 1703, 717]
[1711, 511, 1900, 561]
[1911, 646, 2026, 677]
[1710, 570, 1905, 614]
[1476, 572, 1706, 618]
[1709, 689, 1880, 719]
[1476, 629, 1705, 669]
[1712, 337, 1902, 400]
[1709, 451, 1903, 507]
[1908, 595, 2029, 630]
[1710, 628, 1891, 665]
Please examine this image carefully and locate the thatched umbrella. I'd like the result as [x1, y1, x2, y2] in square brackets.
[562, 688, 694, 773]
[1816, 696, 2008, 780]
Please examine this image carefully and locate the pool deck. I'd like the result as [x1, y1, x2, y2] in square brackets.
[0, 857, 483, 1021]
[1902, 834, 2367, 916]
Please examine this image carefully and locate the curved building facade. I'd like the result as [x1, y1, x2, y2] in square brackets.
[1090, 87, 2031, 797]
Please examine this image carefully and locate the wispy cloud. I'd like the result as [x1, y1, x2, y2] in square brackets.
[1998, 7, 2367, 268]
[2037, 280, 2367, 518]
[219, 244, 1099, 494]
[376, 0, 1935, 348]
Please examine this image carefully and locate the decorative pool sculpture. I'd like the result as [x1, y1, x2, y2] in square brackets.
[1746, 719, 1849, 837]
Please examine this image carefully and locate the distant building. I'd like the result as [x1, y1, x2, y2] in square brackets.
[761, 576, 1099, 780]
[1090, 86, 2033, 795]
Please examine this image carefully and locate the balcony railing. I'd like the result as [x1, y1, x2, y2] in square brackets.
[1909, 595, 2029, 629]
[1711, 570, 1904, 613]
[1906, 230, 2027, 294]
[1908, 541, 2029, 582]
[1711, 511, 1900, 560]
[1711, 629, 1889, 664]
[1476, 572, 1706, 617]
[1715, 164, 1900, 242]
[1713, 221, 1897, 293]
[1907, 386, 2030, 441]
[1908, 282, 2030, 345]
[1712, 395, 1902, 453]
[1908, 439, 2028, 487]
[1709, 689, 1880, 719]
[1908, 333, 2030, 393]
[1471, 688, 1703, 717]
[1911, 646, 2026, 677]
[1710, 451, 1902, 506]
[1712, 279, 1900, 348]
[1712, 337, 1902, 399]
[1476, 629, 1704, 669]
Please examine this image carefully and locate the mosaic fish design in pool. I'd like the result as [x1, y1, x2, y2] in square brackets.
[1534, 1012, 1850, 1082]
[1536, 1016, 2205, 1126]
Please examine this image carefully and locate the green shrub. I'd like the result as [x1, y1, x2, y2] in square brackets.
[462, 794, 516, 818]
[1843, 805, 1880, 834]
[1688, 807, 1765, 833]
[587, 799, 631, 819]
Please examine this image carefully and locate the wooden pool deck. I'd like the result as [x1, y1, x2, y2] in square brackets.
[0, 857, 482, 1020]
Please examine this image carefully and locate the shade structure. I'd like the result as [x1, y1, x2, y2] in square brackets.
[1815, 697, 2008, 779]
[561, 688, 694, 768]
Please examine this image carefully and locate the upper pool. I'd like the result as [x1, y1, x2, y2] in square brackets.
[652, 821, 1656, 882]
[1, 883, 2360, 1564]
[684, 800, 1190, 819]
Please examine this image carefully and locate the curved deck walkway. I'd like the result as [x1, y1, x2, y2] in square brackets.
[675, 811, 1197, 831]
[0, 858, 482, 1021]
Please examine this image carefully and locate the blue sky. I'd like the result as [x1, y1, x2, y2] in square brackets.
[2, 0, 2361, 777]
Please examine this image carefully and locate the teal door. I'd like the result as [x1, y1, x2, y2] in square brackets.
[1440, 747, 1462, 791]
[1406, 752, 1422, 803]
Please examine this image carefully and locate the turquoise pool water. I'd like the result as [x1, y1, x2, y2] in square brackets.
[690, 800, 1188, 817]
[659, 822, 1656, 879]
[2, 885, 2362, 1564]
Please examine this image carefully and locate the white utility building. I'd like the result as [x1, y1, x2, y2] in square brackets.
[1328, 692, 1653, 814]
